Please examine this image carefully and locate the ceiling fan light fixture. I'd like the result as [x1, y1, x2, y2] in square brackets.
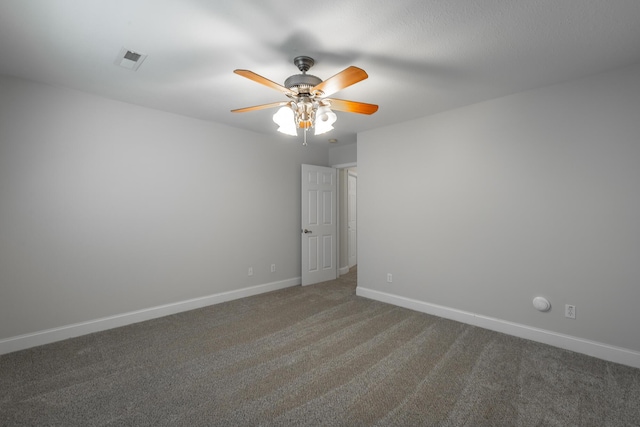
[314, 106, 337, 135]
[273, 106, 297, 136]
[294, 100, 315, 127]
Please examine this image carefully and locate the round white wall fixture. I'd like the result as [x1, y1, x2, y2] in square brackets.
[533, 297, 551, 312]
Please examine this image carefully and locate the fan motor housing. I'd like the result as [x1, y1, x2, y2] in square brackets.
[284, 74, 322, 92]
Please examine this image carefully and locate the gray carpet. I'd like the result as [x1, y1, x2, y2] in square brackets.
[1, 268, 639, 426]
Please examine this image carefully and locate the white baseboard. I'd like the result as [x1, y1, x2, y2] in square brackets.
[338, 266, 350, 276]
[0, 277, 301, 356]
[356, 287, 640, 369]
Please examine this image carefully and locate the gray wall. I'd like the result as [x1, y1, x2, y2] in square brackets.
[329, 143, 356, 166]
[358, 63, 640, 353]
[0, 75, 328, 340]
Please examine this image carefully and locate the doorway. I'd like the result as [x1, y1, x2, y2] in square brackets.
[347, 170, 357, 269]
[335, 164, 357, 276]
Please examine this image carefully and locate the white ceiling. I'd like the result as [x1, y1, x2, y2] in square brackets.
[1, 0, 640, 145]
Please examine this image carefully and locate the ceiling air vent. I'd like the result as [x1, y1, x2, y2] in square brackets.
[115, 47, 147, 71]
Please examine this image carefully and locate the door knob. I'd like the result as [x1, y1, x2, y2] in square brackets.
[302, 229, 312, 234]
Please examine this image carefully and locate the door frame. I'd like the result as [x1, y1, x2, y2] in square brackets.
[347, 170, 357, 269]
[332, 162, 357, 276]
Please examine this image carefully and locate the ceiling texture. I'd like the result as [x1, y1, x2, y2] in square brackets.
[1, 0, 640, 145]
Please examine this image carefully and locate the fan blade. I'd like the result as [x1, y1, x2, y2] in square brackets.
[234, 70, 291, 94]
[312, 66, 368, 97]
[325, 98, 378, 115]
[231, 101, 290, 113]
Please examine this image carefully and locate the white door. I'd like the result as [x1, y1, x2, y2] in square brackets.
[348, 172, 357, 268]
[301, 164, 337, 286]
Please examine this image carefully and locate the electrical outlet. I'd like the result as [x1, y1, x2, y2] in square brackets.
[271, 264, 276, 273]
[387, 273, 393, 283]
[565, 304, 576, 319]
[248, 267, 253, 276]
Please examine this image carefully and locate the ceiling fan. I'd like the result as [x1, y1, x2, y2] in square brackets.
[231, 56, 378, 144]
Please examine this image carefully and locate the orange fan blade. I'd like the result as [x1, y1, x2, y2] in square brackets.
[325, 98, 378, 115]
[234, 70, 291, 94]
[231, 101, 290, 113]
[312, 66, 368, 97]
